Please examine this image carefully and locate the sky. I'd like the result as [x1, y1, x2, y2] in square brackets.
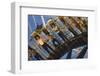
[28, 15, 56, 35]
[28, 15, 56, 57]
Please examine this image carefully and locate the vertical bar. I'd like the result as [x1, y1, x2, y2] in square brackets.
[41, 16, 46, 27]
[32, 16, 37, 28]
[28, 23, 32, 33]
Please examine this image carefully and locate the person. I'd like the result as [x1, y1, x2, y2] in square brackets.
[50, 21, 67, 41]
[56, 16, 75, 39]
[34, 35, 54, 54]
[28, 46, 43, 60]
[47, 20, 63, 43]
[48, 34, 60, 47]
[68, 17, 82, 35]
[76, 17, 87, 32]
[42, 28, 50, 35]
[57, 16, 78, 36]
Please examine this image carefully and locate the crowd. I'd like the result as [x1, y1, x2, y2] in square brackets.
[28, 16, 88, 60]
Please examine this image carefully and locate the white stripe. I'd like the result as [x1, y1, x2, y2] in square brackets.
[32, 16, 37, 28]
[41, 16, 46, 27]
[28, 23, 32, 33]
